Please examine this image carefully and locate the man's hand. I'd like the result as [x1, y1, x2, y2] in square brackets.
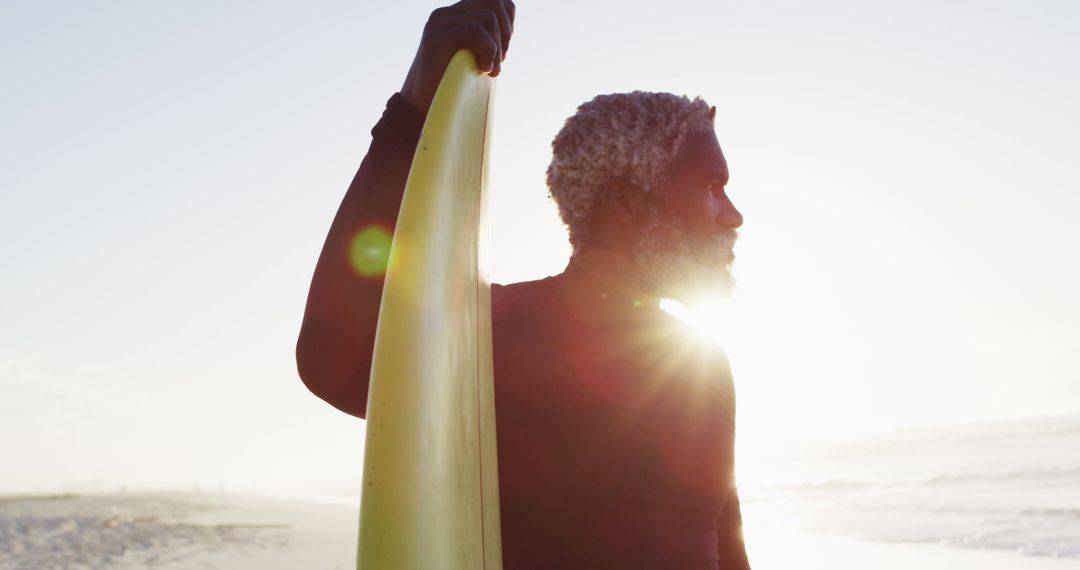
[400, 0, 516, 115]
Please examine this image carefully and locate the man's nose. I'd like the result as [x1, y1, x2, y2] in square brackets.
[716, 193, 743, 229]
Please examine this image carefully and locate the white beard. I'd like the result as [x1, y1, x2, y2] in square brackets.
[631, 205, 737, 304]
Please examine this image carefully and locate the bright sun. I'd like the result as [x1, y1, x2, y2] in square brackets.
[660, 296, 738, 347]
[660, 294, 815, 493]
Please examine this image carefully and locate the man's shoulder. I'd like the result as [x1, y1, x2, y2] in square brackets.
[491, 273, 563, 325]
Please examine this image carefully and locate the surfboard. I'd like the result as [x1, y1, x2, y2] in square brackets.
[357, 49, 503, 570]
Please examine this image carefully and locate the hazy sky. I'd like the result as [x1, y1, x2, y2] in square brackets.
[2, 0, 1078, 495]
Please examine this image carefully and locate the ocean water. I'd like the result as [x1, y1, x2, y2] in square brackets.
[739, 414, 1080, 559]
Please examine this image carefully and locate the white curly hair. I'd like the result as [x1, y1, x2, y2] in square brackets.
[546, 91, 717, 252]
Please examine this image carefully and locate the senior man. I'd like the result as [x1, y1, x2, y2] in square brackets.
[297, 1, 752, 568]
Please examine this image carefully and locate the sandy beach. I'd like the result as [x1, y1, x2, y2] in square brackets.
[1, 491, 1075, 569]
[0, 492, 356, 570]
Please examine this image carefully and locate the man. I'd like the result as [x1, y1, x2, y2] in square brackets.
[297, 1, 751, 568]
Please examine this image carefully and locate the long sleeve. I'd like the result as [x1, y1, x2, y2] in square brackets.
[717, 486, 752, 570]
[296, 93, 426, 418]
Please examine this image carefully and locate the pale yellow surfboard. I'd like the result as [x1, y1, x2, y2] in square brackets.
[357, 49, 503, 570]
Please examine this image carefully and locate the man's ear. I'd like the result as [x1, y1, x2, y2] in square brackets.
[601, 178, 651, 224]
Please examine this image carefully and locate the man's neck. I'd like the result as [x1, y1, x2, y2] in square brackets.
[560, 248, 664, 327]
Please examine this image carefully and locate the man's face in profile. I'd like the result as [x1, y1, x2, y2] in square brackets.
[632, 130, 742, 304]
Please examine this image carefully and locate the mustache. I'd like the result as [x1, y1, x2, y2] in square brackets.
[707, 229, 739, 262]
[713, 229, 739, 246]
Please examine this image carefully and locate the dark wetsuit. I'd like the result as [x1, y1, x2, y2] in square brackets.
[354, 93, 752, 569]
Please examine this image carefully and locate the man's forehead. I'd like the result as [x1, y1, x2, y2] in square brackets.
[668, 130, 728, 180]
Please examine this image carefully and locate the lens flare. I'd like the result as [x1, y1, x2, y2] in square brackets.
[349, 225, 392, 278]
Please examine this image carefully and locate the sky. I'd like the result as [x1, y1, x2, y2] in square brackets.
[1, 0, 1078, 496]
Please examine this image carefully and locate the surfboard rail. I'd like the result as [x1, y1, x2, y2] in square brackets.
[357, 49, 503, 570]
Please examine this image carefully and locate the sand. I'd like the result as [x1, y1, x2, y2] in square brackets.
[744, 524, 1077, 570]
[0, 491, 1074, 569]
[0, 492, 355, 570]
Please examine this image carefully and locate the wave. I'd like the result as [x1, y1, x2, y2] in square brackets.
[773, 479, 877, 492]
[923, 465, 1080, 486]
[1016, 507, 1080, 519]
[768, 464, 1080, 493]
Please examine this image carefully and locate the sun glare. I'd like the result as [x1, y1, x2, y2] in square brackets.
[660, 294, 813, 496]
[660, 296, 739, 349]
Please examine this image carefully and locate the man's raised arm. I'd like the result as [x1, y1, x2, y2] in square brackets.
[295, 0, 514, 418]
